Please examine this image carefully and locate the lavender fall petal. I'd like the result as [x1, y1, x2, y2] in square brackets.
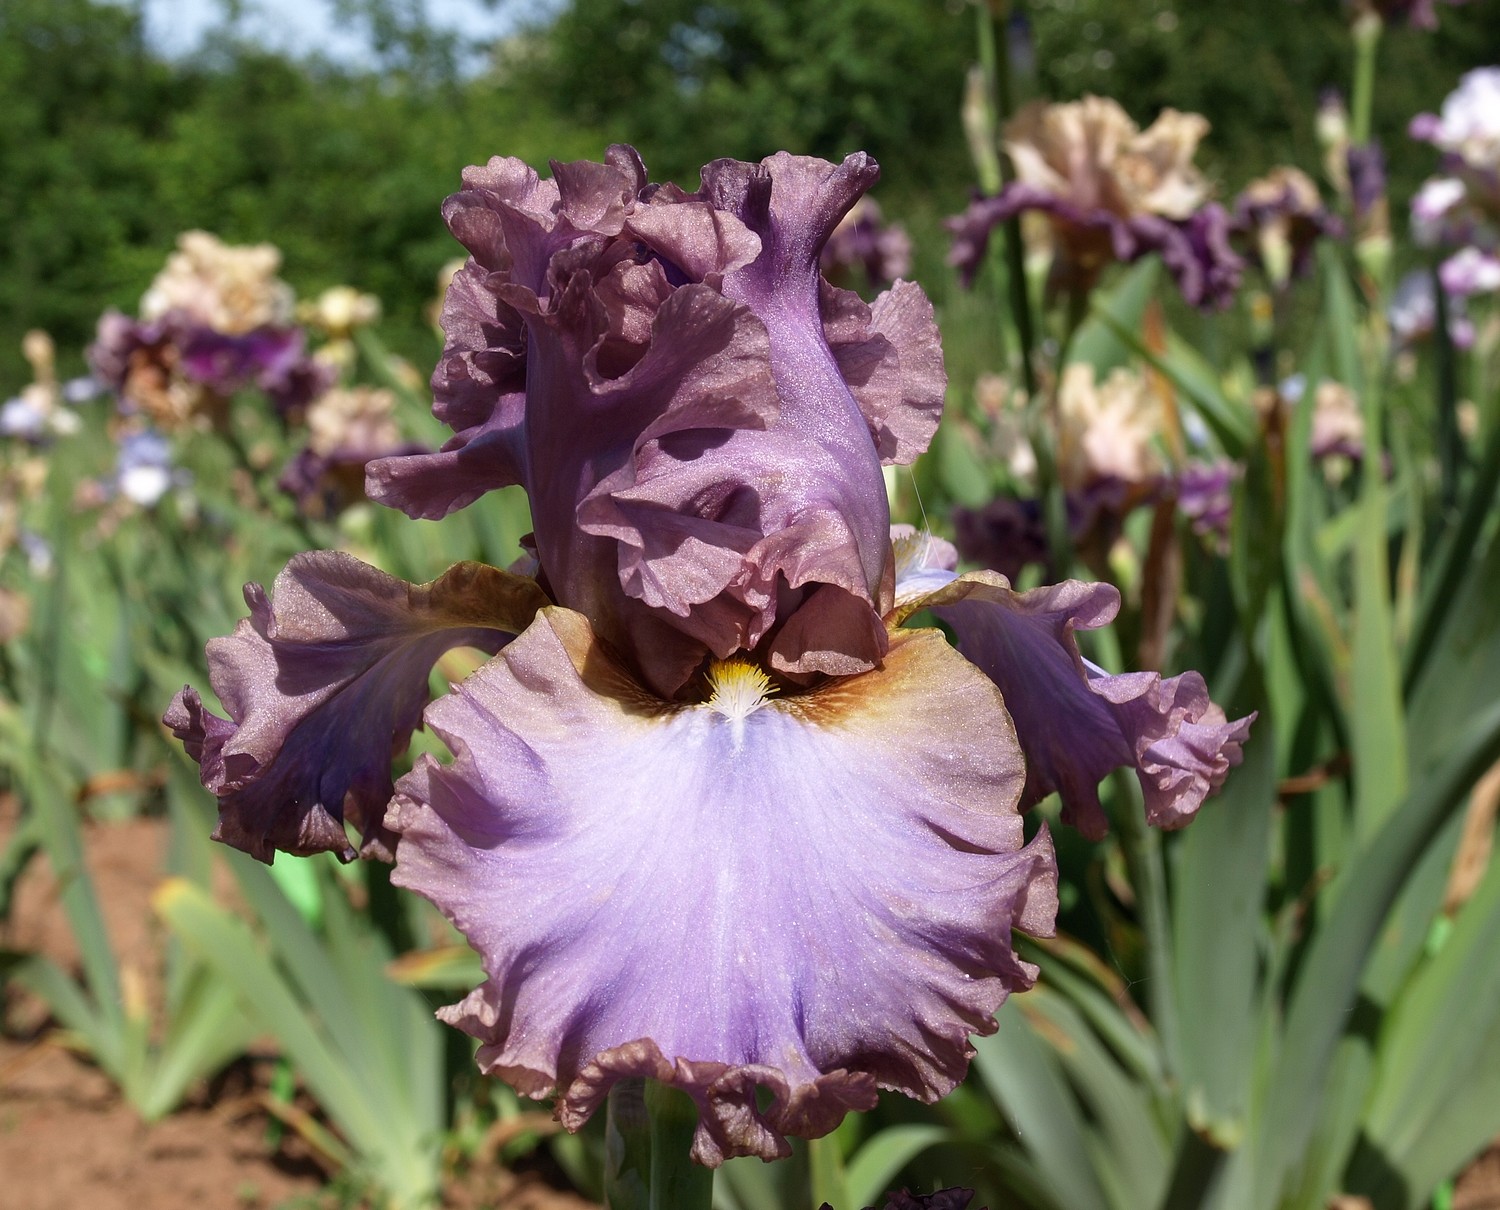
[387, 607, 1057, 1165]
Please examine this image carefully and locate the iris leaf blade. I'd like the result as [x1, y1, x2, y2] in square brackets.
[844, 1124, 952, 1209]
[1252, 693, 1500, 1205]
[973, 999, 1112, 1210]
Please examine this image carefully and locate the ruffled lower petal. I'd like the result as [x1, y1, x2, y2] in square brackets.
[890, 542, 1253, 839]
[946, 186, 1242, 310]
[387, 608, 1057, 1165]
[164, 553, 548, 862]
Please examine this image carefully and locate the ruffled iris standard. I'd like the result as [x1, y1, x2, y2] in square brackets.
[168, 147, 1252, 1165]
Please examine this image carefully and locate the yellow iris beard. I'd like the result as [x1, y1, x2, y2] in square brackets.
[704, 659, 777, 723]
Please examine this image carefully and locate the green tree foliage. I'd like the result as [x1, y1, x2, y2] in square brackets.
[1022, 0, 1500, 196]
[0, 0, 602, 385]
[0, 0, 188, 383]
[502, 0, 980, 195]
[3, 0, 1499, 387]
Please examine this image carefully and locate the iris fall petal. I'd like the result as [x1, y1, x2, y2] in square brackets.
[164, 552, 547, 862]
[892, 538, 1253, 839]
[386, 607, 1057, 1164]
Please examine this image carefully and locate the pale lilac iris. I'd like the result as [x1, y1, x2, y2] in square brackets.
[168, 148, 1250, 1164]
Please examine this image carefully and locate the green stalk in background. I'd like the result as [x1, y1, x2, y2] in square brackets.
[605, 1082, 652, 1210]
[1348, 10, 1382, 148]
[973, 0, 1038, 402]
[646, 1083, 714, 1210]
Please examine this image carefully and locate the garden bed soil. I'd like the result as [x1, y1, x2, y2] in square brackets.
[0, 802, 596, 1210]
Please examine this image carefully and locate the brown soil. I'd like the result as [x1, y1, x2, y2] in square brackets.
[1458, 1143, 1500, 1210]
[0, 801, 595, 1210]
[0, 1038, 326, 1210]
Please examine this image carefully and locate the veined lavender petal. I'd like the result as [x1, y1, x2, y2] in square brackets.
[892, 553, 1253, 839]
[387, 608, 1057, 1165]
[164, 553, 549, 862]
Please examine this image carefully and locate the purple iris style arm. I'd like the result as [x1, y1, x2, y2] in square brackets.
[892, 528, 1254, 840]
[164, 552, 548, 862]
[387, 607, 1056, 1165]
[368, 148, 943, 692]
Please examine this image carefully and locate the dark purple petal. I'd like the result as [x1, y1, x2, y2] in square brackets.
[947, 185, 1241, 309]
[164, 553, 549, 862]
[819, 197, 913, 289]
[88, 310, 171, 393]
[1346, 143, 1388, 227]
[1121, 206, 1243, 311]
[1367, 0, 1467, 28]
[177, 325, 304, 392]
[387, 608, 1056, 1164]
[1229, 170, 1343, 285]
[953, 497, 1050, 584]
[859, 1191, 984, 1210]
[258, 348, 337, 417]
[945, 184, 1068, 287]
[892, 556, 1253, 839]
[282, 441, 427, 519]
[1175, 460, 1238, 543]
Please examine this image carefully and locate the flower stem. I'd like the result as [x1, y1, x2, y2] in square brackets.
[1431, 264, 1463, 512]
[808, 1132, 850, 1210]
[1349, 12, 1382, 147]
[1110, 769, 1180, 1080]
[604, 1081, 651, 1210]
[976, 0, 1039, 400]
[645, 1081, 714, 1210]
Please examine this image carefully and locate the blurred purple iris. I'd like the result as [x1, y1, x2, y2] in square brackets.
[947, 96, 1242, 310]
[90, 311, 331, 426]
[1230, 168, 1342, 288]
[1352, 0, 1468, 28]
[167, 147, 1251, 1165]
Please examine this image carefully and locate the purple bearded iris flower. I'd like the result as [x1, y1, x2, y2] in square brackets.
[167, 147, 1252, 1165]
[1230, 168, 1343, 289]
[947, 96, 1243, 310]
